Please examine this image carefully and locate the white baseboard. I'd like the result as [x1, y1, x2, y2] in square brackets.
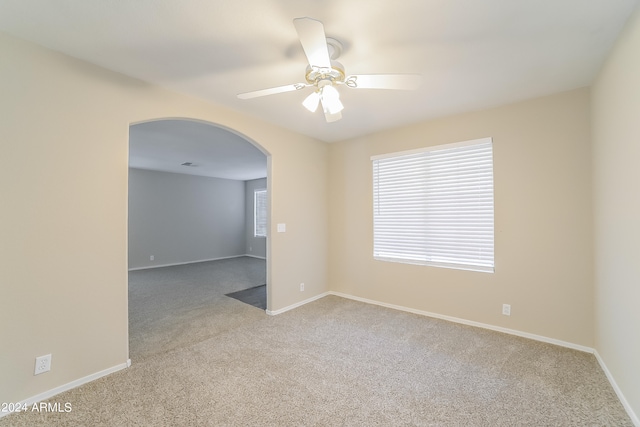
[266, 292, 329, 316]
[328, 291, 593, 353]
[594, 350, 640, 426]
[243, 254, 266, 260]
[265, 290, 593, 352]
[128, 255, 246, 271]
[0, 360, 130, 419]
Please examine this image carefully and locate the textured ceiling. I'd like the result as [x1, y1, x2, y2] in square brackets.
[0, 0, 638, 144]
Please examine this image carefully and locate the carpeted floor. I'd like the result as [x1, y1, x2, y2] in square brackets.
[127, 256, 268, 362]
[226, 284, 267, 310]
[1, 257, 632, 426]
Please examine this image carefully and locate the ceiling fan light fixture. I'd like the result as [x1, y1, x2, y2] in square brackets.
[236, 17, 422, 124]
[324, 110, 342, 123]
[322, 97, 344, 115]
[302, 91, 321, 112]
[321, 85, 344, 114]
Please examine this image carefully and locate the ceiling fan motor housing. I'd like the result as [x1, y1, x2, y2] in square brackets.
[305, 60, 345, 85]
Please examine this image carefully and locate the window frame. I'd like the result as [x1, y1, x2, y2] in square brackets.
[371, 137, 494, 273]
[253, 188, 267, 238]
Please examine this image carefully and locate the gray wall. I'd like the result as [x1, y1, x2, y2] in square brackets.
[128, 168, 246, 269]
[245, 178, 267, 258]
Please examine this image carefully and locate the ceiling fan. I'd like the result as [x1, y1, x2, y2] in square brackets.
[237, 17, 422, 123]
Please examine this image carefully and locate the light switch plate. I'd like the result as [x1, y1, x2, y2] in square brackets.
[277, 223, 286, 232]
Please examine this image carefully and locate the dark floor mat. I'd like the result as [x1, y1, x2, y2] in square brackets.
[225, 284, 266, 310]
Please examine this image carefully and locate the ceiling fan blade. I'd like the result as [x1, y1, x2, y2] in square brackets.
[237, 83, 307, 100]
[293, 17, 331, 69]
[345, 74, 422, 90]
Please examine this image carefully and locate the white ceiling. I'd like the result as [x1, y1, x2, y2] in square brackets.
[129, 120, 267, 181]
[0, 0, 638, 144]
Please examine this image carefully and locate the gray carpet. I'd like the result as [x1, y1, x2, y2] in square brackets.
[226, 284, 267, 310]
[1, 257, 632, 426]
[127, 256, 267, 362]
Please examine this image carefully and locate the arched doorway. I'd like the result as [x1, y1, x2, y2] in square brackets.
[127, 118, 270, 361]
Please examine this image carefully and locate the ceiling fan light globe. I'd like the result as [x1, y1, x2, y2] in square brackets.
[328, 98, 344, 114]
[322, 84, 340, 100]
[321, 97, 343, 115]
[320, 85, 343, 114]
[324, 111, 342, 123]
[302, 91, 320, 112]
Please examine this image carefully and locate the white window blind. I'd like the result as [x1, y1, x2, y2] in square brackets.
[372, 138, 494, 273]
[254, 189, 267, 237]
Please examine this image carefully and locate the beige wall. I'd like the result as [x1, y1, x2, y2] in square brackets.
[0, 32, 328, 403]
[592, 6, 640, 421]
[329, 88, 593, 346]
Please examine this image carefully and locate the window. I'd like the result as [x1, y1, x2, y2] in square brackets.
[372, 138, 494, 273]
[254, 189, 267, 237]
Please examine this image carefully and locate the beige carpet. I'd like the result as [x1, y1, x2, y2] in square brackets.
[2, 258, 632, 426]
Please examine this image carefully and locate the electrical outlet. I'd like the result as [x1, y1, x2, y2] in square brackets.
[502, 304, 511, 316]
[150, 255, 154, 261]
[300, 283, 305, 292]
[34, 354, 51, 375]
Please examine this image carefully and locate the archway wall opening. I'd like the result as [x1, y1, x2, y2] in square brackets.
[126, 112, 331, 318]
[125, 115, 328, 313]
[128, 118, 268, 270]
